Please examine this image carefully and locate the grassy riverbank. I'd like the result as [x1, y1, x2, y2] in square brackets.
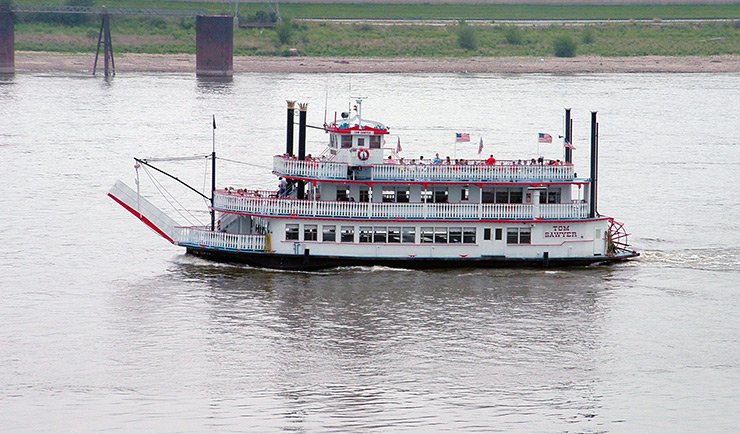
[8, 2, 740, 57]
[14, 20, 739, 57]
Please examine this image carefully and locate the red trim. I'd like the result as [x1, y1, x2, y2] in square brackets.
[213, 208, 609, 224]
[277, 176, 587, 187]
[108, 193, 175, 244]
[326, 124, 389, 135]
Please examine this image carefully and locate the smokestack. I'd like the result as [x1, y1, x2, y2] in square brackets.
[286, 100, 295, 156]
[564, 108, 573, 164]
[297, 103, 308, 200]
[298, 103, 307, 160]
[589, 111, 599, 218]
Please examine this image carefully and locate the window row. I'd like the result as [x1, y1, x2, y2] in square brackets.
[330, 186, 561, 204]
[286, 224, 530, 245]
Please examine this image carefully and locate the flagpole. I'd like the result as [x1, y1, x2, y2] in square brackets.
[211, 115, 216, 231]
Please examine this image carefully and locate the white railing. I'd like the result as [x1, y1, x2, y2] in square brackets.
[539, 202, 589, 219]
[273, 155, 575, 182]
[371, 163, 575, 182]
[173, 226, 266, 251]
[273, 156, 348, 179]
[214, 193, 561, 220]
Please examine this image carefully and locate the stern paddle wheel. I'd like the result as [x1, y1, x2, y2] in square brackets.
[607, 218, 632, 256]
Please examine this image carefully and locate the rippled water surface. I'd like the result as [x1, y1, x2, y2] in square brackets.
[0, 72, 738, 432]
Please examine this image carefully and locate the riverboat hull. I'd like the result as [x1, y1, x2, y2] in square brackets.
[185, 246, 639, 271]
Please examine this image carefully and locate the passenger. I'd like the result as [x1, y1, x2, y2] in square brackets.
[419, 156, 425, 165]
[433, 153, 442, 165]
[486, 155, 496, 166]
[445, 156, 452, 165]
[278, 177, 287, 197]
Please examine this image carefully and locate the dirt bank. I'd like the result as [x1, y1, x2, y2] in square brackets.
[13, 51, 740, 74]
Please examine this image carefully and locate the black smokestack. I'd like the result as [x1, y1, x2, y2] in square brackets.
[286, 100, 295, 156]
[297, 103, 308, 200]
[589, 111, 599, 218]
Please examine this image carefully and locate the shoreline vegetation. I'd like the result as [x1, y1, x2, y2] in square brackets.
[5, 1, 739, 73]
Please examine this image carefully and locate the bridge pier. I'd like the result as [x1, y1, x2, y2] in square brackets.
[0, 9, 14, 74]
[195, 15, 233, 77]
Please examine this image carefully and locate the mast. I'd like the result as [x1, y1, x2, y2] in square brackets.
[211, 115, 216, 231]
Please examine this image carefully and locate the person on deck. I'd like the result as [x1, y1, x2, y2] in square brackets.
[433, 153, 442, 165]
[278, 177, 287, 196]
[486, 155, 496, 166]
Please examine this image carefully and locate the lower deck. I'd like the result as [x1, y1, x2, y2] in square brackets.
[173, 215, 635, 270]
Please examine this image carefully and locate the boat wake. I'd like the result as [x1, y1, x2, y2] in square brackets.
[639, 247, 740, 272]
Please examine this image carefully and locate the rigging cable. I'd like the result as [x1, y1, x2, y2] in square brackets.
[142, 165, 204, 227]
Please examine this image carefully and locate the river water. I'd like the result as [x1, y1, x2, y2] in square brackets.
[0, 72, 738, 432]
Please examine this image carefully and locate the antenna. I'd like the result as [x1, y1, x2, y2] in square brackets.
[324, 86, 328, 126]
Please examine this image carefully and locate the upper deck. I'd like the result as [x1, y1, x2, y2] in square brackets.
[273, 156, 576, 183]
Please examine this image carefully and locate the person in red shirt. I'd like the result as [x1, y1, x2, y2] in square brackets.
[486, 155, 496, 165]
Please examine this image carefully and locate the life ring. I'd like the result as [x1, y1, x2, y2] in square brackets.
[357, 148, 370, 161]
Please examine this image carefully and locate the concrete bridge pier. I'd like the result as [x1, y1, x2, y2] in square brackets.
[0, 9, 14, 74]
[196, 15, 233, 77]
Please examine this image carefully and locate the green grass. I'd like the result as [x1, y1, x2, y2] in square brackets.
[9, 1, 740, 20]
[9, 2, 740, 57]
[15, 20, 739, 57]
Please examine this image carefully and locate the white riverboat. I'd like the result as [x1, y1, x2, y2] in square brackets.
[109, 100, 638, 270]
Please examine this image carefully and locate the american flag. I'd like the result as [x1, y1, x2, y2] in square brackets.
[564, 141, 576, 149]
[478, 138, 484, 154]
[538, 133, 552, 143]
[455, 132, 470, 142]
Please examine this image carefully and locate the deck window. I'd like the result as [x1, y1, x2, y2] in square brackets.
[336, 185, 349, 201]
[540, 189, 562, 204]
[402, 227, 416, 243]
[341, 135, 352, 148]
[421, 227, 434, 244]
[463, 227, 476, 244]
[373, 227, 387, 243]
[484, 228, 492, 241]
[495, 228, 503, 240]
[341, 226, 355, 243]
[369, 136, 382, 148]
[382, 189, 396, 203]
[285, 224, 299, 241]
[433, 187, 449, 203]
[461, 187, 470, 202]
[449, 227, 463, 244]
[322, 225, 336, 242]
[494, 187, 524, 204]
[397, 189, 410, 203]
[304, 225, 318, 241]
[507, 227, 531, 244]
[359, 188, 370, 203]
[359, 226, 373, 243]
[434, 227, 448, 244]
[388, 227, 401, 243]
[482, 187, 495, 203]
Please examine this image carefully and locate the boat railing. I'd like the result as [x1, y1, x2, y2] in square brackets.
[273, 155, 574, 182]
[273, 156, 348, 179]
[539, 202, 589, 219]
[214, 193, 590, 220]
[173, 226, 266, 251]
[371, 162, 574, 182]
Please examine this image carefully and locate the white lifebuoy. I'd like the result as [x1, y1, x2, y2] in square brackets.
[357, 148, 370, 161]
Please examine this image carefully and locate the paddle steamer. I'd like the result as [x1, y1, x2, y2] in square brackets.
[109, 100, 638, 270]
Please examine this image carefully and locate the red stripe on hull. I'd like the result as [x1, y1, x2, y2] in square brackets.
[108, 193, 175, 244]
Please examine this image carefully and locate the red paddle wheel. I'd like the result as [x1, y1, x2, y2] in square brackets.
[607, 218, 631, 255]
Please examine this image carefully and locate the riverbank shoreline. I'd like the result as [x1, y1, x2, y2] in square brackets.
[13, 51, 740, 74]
